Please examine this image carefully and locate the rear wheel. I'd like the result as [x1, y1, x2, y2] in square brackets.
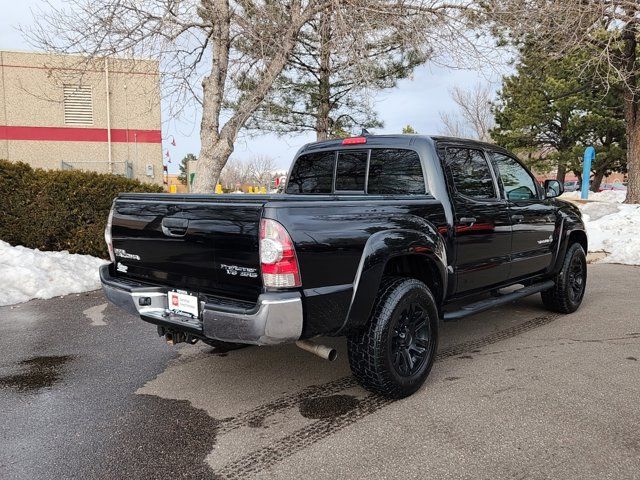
[541, 243, 587, 313]
[347, 278, 438, 399]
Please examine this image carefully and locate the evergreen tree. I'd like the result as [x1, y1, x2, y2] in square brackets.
[247, 10, 427, 140]
[491, 45, 626, 187]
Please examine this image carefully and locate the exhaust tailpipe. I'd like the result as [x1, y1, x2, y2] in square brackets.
[296, 340, 337, 361]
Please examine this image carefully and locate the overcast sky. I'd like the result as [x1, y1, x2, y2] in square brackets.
[1, 1, 505, 173]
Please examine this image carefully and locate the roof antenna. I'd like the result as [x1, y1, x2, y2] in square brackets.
[360, 128, 371, 136]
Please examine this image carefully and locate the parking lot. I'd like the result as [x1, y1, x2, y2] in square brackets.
[1, 263, 639, 479]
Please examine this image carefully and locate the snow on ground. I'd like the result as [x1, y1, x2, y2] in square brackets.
[561, 190, 628, 203]
[0, 240, 108, 307]
[561, 191, 640, 265]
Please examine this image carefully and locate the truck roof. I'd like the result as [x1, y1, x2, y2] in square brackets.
[299, 134, 504, 154]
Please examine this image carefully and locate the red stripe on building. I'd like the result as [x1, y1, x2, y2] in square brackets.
[1, 64, 159, 76]
[0, 126, 161, 143]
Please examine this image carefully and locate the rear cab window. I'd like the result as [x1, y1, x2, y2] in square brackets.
[443, 147, 497, 200]
[335, 151, 368, 192]
[286, 148, 426, 195]
[368, 149, 425, 195]
[285, 151, 334, 194]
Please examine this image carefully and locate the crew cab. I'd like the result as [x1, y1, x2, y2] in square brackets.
[101, 135, 587, 398]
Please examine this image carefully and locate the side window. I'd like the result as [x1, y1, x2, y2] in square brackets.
[367, 149, 426, 195]
[445, 147, 496, 199]
[490, 152, 538, 201]
[286, 151, 335, 194]
[335, 150, 368, 191]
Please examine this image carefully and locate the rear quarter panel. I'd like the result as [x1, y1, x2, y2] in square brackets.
[265, 197, 447, 337]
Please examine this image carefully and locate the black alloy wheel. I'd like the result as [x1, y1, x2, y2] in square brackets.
[391, 302, 433, 377]
[347, 277, 439, 398]
[567, 253, 586, 303]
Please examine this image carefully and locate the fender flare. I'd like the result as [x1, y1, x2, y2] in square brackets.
[552, 225, 588, 274]
[337, 227, 448, 334]
[550, 206, 588, 275]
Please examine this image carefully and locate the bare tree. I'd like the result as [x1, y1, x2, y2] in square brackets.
[218, 155, 275, 190]
[218, 159, 246, 191]
[438, 111, 467, 138]
[27, 1, 495, 193]
[247, 155, 277, 188]
[439, 83, 495, 141]
[485, 0, 640, 202]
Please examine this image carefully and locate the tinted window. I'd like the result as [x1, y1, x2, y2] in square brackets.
[368, 149, 425, 195]
[490, 152, 538, 200]
[335, 151, 367, 191]
[286, 151, 335, 193]
[446, 147, 496, 199]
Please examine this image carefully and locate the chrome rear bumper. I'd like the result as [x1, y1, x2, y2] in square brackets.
[99, 264, 303, 345]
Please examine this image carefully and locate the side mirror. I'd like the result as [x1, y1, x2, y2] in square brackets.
[544, 179, 563, 198]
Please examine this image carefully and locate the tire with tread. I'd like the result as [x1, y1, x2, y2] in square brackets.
[541, 242, 587, 313]
[347, 277, 438, 398]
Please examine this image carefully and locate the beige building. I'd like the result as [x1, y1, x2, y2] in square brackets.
[0, 50, 163, 184]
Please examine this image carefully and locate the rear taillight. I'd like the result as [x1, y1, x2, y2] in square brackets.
[259, 218, 301, 288]
[105, 206, 115, 263]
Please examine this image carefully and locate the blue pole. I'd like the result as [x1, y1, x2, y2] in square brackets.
[581, 146, 595, 200]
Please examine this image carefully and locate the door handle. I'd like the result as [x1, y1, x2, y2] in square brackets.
[459, 217, 476, 225]
[161, 217, 189, 237]
[511, 214, 525, 223]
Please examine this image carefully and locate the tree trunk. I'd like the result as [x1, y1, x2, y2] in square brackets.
[315, 10, 331, 141]
[622, 20, 640, 204]
[626, 121, 640, 203]
[192, 135, 234, 193]
[190, 2, 312, 193]
[191, 0, 231, 194]
[591, 170, 605, 192]
[556, 161, 567, 183]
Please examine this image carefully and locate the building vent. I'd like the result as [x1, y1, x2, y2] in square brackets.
[63, 85, 93, 125]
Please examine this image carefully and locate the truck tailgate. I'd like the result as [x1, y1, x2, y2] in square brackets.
[110, 195, 267, 302]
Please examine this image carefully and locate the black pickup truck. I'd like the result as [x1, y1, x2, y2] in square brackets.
[101, 134, 587, 398]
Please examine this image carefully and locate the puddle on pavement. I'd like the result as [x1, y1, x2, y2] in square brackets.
[89, 395, 220, 479]
[299, 394, 360, 419]
[0, 355, 73, 392]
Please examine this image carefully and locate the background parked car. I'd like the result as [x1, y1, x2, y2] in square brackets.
[600, 181, 627, 192]
[564, 180, 580, 192]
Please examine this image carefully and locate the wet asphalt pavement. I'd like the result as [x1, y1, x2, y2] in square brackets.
[1, 264, 639, 479]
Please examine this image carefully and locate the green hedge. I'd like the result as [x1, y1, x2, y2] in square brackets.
[0, 160, 163, 258]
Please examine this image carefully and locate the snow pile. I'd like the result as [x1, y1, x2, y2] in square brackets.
[560, 190, 640, 265]
[561, 190, 627, 203]
[0, 240, 108, 306]
[579, 201, 640, 265]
